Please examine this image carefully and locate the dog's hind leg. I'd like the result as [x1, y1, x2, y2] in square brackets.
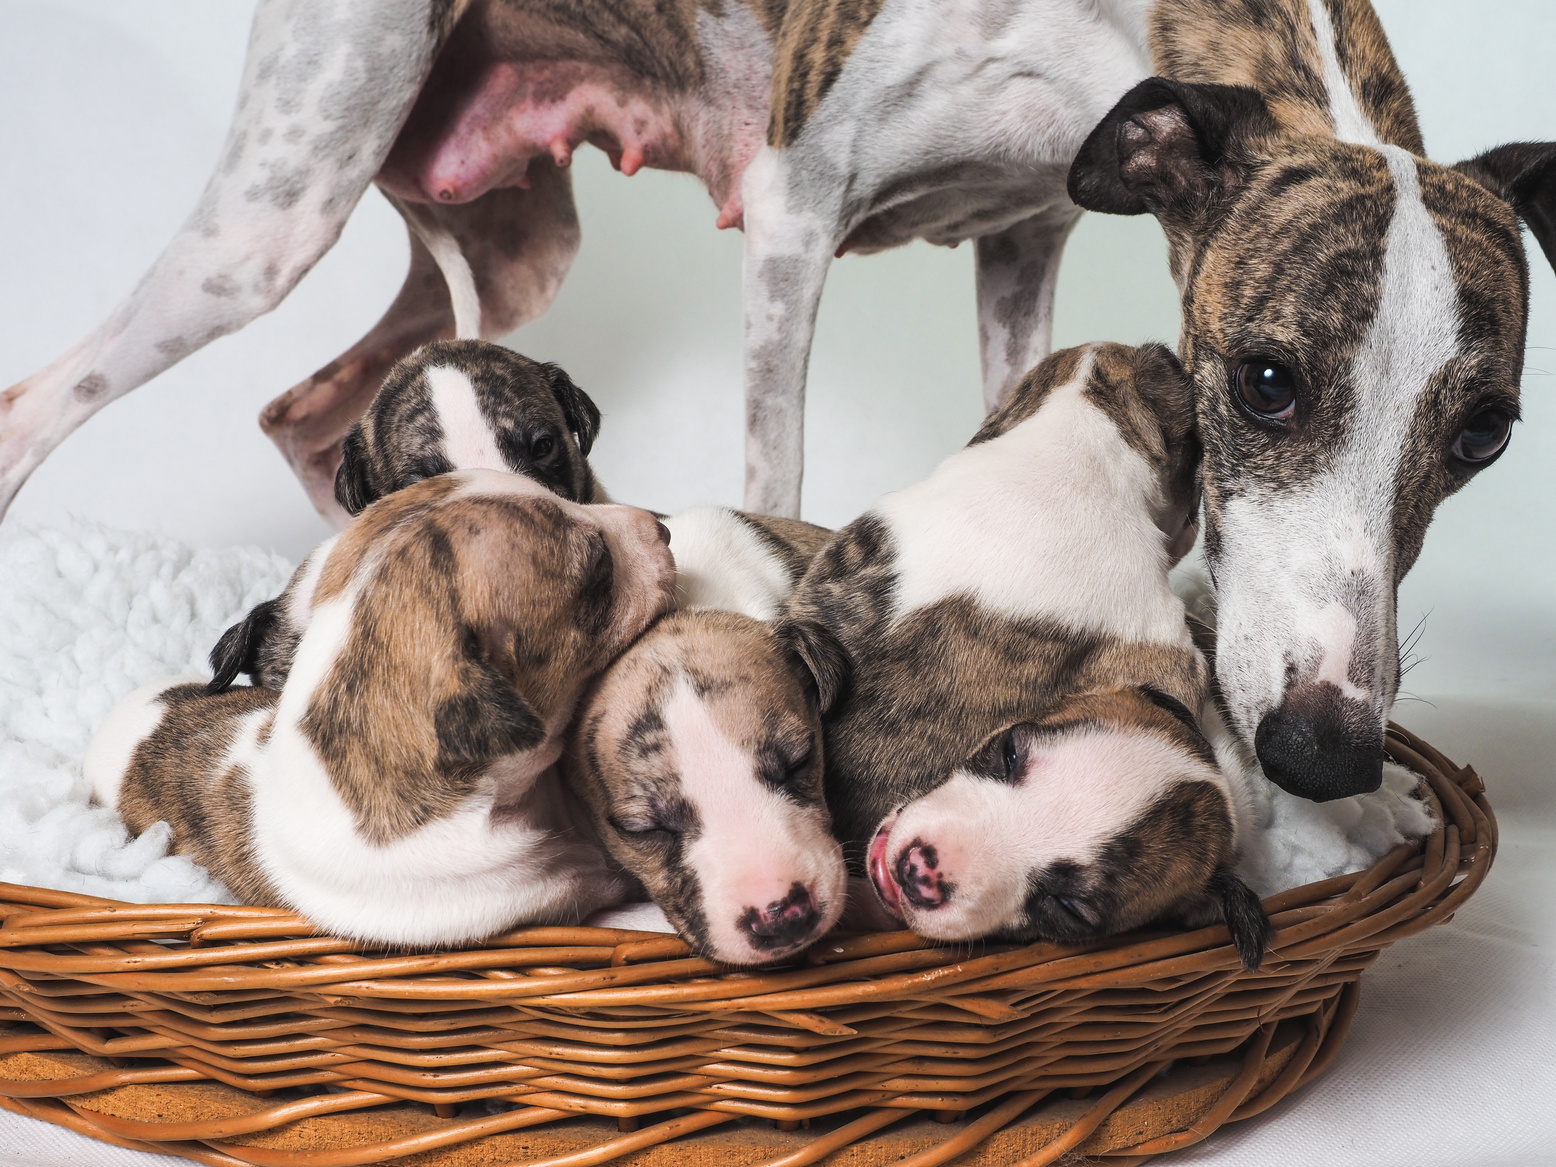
[0, 0, 458, 522]
[261, 166, 581, 525]
[975, 206, 1084, 413]
[739, 148, 843, 519]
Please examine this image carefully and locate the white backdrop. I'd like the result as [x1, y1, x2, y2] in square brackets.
[0, 2, 1552, 1165]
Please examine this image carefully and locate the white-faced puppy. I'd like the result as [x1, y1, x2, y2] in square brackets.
[207, 340, 605, 693]
[567, 610, 846, 965]
[783, 342, 1269, 965]
[86, 470, 676, 945]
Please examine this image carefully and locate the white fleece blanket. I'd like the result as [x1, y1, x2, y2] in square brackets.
[0, 521, 1431, 912]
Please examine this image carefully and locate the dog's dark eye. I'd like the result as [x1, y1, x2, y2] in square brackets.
[1233, 359, 1297, 421]
[1451, 406, 1512, 466]
[610, 814, 677, 844]
[999, 730, 1021, 782]
[1047, 895, 1093, 926]
[531, 434, 557, 460]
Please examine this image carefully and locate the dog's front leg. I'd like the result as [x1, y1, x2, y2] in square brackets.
[261, 169, 581, 525]
[740, 149, 843, 519]
[974, 206, 1084, 413]
[0, 0, 450, 523]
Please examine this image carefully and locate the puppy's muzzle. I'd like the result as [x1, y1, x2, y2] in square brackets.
[895, 840, 952, 909]
[1254, 681, 1383, 801]
[738, 882, 821, 951]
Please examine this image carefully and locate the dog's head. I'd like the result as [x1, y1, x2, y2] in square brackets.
[334, 340, 603, 515]
[865, 687, 1269, 969]
[1069, 77, 1556, 802]
[294, 470, 675, 843]
[569, 609, 847, 965]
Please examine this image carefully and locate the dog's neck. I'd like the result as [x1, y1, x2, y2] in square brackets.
[1148, 0, 1423, 152]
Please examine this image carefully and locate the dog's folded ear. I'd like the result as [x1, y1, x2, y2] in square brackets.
[1454, 142, 1556, 273]
[775, 617, 851, 716]
[543, 363, 602, 457]
[433, 628, 548, 776]
[1206, 867, 1271, 971]
[334, 427, 379, 516]
[1068, 77, 1275, 221]
[207, 598, 282, 694]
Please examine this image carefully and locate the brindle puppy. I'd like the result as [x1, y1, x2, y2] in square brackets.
[783, 342, 1269, 964]
[85, 470, 676, 946]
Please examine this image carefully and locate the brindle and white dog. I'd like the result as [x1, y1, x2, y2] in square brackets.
[86, 470, 676, 945]
[783, 342, 1269, 963]
[567, 608, 846, 965]
[208, 339, 611, 692]
[6, 1, 1553, 804]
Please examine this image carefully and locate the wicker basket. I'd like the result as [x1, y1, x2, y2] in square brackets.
[0, 725, 1493, 1166]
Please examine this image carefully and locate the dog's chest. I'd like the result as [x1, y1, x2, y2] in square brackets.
[874, 384, 1189, 647]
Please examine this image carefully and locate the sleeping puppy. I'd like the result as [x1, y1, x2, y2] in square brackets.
[567, 609, 846, 965]
[783, 342, 1270, 966]
[85, 470, 676, 945]
[207, 339, 605, 692]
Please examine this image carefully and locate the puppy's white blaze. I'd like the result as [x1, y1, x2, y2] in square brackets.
[427, 366, 506, 473]
[877, 352, 1190, 647]
[663, 677, 844, 962]
[1304, 0, 1382, 147]
[664, 507, 794, 621]
[83, 676, 203, 809]
[257, 596, 608, 944]
[888, 729, 1224, 941]
[1214, 147, 1461, 741]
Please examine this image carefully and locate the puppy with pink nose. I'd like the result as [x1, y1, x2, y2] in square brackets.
[784, 343, 1269, 966]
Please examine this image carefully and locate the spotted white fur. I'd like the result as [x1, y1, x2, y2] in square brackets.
[663, 506, 795, 622]
[662, 675, 846, 965]
[1212, 146, 1462, 746]
[84, 676, 203, 811]
[875, 352, 1192, 647]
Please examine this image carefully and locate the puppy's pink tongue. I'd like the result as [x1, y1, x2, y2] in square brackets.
[868, 825, 904, 921]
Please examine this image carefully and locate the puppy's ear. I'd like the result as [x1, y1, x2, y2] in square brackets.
[775, 617, 851, 716]
[433, 630, 547, 774]
[543, 363, 602, 457]
[1131, 344, 1202, 562]
[207, 599, 282, 694]
[1454, 142, 1556, 273]
[1068, 77, 1274, 221]
[1207, 867, 1271, 971]
[333, 427, 378, 516]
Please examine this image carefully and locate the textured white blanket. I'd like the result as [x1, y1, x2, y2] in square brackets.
[0, 521, 1430, 912]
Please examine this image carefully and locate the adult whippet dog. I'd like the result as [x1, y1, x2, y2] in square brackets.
[3, 0, 1552, 800]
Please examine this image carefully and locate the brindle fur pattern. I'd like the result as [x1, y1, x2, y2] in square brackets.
[117, 684, 282, 906]
[335, 339, 604, 514]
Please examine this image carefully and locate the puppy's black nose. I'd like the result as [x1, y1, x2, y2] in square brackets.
[896, 840, 952, 908]
[1255, 682, 1383, 802]
[740, 883, 819, 949]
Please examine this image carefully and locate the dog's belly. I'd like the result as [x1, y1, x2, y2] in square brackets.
[379, 0, 775, 218]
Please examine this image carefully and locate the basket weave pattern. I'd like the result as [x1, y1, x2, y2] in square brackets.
[0, 726, 1493, 1166]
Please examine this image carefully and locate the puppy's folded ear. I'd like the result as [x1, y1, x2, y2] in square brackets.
[543, 363, 602, 457]
[333, 427, 378, 516]
[207, 599, 282, 694]
[1207, 867, 1271, 971]
[434, 631, 547, 775]
[775, 617, 851, 716]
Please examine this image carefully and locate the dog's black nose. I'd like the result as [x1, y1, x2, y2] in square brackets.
[896, 840, 952, 908]
[1254, 682, 1383, 802]
[740, 883, 819, 949]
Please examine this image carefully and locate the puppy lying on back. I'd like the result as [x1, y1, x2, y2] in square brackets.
[208, 340, 606, 691]
[784, 343, 1270, 966]
[568, 610, 846, 965]
[86, 471, 676, 945]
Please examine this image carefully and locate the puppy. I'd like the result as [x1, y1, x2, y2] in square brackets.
[662, 506, 831, 621]
[85, 471, 676, 945]
[783, 343, 1270, 965]
[207, 340, 605, 692]
[567, 609, 846, 965]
